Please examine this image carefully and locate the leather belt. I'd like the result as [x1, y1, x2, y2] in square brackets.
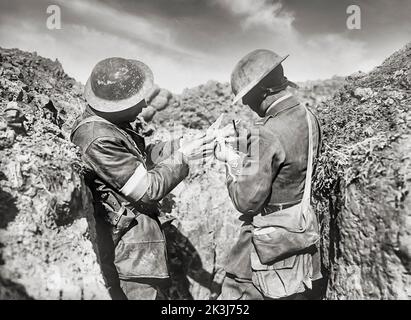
[261, 200, 302, 215]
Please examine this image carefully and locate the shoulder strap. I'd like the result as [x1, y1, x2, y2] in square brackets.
[302, 106, 314, 209]
[70, 115, 141, 152]
[70, 115, 111, 141]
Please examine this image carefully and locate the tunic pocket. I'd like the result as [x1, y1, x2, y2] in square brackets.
[250, 246, 313, 299]
[114, 214, 169, 280]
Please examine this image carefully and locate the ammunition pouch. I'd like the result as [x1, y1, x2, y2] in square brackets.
[93, 183, 143, 246]
[100, 201, 138, 246]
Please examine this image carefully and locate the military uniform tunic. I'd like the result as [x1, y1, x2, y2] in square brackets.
[223, 93, 322, 298]
[71, 107, 188, 292]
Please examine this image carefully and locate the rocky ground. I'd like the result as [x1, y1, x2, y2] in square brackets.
[312, 43, 411, 299]
[0, 48, 110, 299]
[0, 43, 409, 299]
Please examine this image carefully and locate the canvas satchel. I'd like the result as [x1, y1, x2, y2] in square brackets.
[251, 106, 320, 264]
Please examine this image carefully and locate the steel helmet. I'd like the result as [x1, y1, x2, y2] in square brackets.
[230, 49, 289, 104]
[84, 57, 154, 113]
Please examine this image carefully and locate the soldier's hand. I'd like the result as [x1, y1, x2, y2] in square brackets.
[179, 133, 215, 162]
[210, 123, 237, 140]
[214, 140, 241, 163]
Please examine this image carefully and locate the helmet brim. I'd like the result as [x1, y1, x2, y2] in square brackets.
[231, 54, 289, 105]
[84, 60, 154, 113]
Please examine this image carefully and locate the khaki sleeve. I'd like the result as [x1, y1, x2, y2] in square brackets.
[226, 127, 285, 214]
[145, 138, 182, 169]
[84, 136, 188, 204]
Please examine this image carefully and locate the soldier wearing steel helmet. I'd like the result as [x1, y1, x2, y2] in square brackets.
[215, 49, 323, 300]
[70, 57, 234, 300]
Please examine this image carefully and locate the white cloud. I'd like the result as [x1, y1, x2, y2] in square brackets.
[55, 0, 205, 61]
[214, 0, 375, 82]
[216, 0, 295, 32]
[0, 13, 221, 93]
[0, 0, 404, 93]
[285, 33, 375, 81]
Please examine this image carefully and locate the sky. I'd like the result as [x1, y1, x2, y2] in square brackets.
[0, 0, 410, 93]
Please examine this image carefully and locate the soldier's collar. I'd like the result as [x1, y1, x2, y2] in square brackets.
[264, 93, 299, 119]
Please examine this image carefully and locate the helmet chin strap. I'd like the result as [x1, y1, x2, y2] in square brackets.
[258, 82, 293, 117]
[260, 77, 297, 99]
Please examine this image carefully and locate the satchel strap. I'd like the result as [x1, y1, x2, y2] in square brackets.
[70, 115, 110, 140]
[302, 106, 314, 209]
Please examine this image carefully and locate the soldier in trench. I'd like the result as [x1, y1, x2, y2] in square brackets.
[214, 49, 323, 300]
[70, 57, 234, 300]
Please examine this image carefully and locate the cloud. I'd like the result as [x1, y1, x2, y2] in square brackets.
[285, 33, 374, 81]
[54, 0, 205, 61]
[215, 0, 295, 32]
[0, 0, 410, 93]
[0, 0, 216, 92]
